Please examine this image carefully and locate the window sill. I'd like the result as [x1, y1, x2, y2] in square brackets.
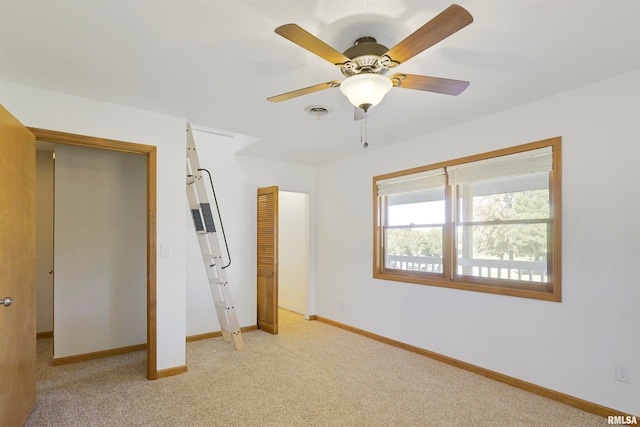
[373, 270, 561, 302]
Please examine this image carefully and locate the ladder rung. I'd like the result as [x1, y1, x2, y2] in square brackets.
[196, 230, 219, 236]
[215, 301, 231, 310]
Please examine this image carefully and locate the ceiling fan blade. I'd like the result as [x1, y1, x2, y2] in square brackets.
[382, 5, 473, 66]
[267, 80, 341, 103]
[275, 24, 352, 65]
[390, 73, 469, 95]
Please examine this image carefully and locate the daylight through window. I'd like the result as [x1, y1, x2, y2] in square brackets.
[373, 138, 561, 301]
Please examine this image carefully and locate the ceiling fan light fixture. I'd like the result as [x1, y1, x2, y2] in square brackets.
[339, 73, 392, 111]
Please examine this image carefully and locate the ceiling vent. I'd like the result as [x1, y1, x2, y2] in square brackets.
[304, 105, 332, 119]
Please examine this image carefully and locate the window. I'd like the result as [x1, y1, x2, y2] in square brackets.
[373, 137, 561, 301]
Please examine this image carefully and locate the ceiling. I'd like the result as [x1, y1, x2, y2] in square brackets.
[1, 0, 638, 166]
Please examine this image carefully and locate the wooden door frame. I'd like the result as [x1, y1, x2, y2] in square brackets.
[28, 128, 158, 380]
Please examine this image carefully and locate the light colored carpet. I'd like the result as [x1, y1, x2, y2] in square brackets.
[27, 309, 605, 426]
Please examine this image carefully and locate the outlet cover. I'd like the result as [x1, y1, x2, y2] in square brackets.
[615, 364, 632, 383]
[160, 244, 172, 257]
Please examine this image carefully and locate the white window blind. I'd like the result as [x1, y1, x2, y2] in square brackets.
[447, 147, 552, 185]
[377, 168, 445, 196]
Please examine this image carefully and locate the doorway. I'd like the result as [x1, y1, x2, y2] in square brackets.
[278, 191, 309, 316]
[35, 148, 54, 338]
[257, 187, 310, 335]
[29, 128, 158, 380]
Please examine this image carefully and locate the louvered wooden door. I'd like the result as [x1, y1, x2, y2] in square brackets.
[257, 186, 278, 334]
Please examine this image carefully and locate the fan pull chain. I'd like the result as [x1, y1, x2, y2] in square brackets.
[360, 111, 369, 149]
[363, 115, 369, 148]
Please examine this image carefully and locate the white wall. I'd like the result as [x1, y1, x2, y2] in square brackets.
[1, 82, 187, 370]
[54, 144, 146, 358]
[279, 191, 309, 315]
[315, 70, 640, 415]
[6, 70, 636, 413]
[186, 131, 316, 336]
[35, 149, 54, 333]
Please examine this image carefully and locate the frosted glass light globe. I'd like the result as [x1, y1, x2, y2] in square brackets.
[339, 74, 392, 111]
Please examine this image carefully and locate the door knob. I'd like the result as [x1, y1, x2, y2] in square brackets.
[1, 297, 12, 307]
[49, 270, 54, 274]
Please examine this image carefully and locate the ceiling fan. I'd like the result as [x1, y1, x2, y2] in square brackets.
[267, 4, 473, 114]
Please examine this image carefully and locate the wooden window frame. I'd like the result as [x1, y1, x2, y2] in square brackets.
[373, 137, 562, 302]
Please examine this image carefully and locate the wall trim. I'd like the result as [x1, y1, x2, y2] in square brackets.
[186, 325, 258, 342]
[155, 365, 188, 379]
[314, 316, 634, 418]
[52, 343, 147, 366]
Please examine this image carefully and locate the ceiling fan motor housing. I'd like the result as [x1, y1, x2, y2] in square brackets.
[341, 37, 390, 76]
